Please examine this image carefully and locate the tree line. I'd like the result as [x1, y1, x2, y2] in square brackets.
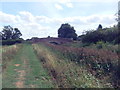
[0, 25, 23, 45]
[58, 23, 120, 44]
[0, 13, 119, 45]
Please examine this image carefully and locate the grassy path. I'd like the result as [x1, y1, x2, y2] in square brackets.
[2, 44, 54, 88]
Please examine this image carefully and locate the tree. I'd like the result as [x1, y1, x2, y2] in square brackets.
[81, 30, 105, 43]
[12, 28, 22, 39]
[1, 25, 22, 40]
[2, 26, 13, 40]
[97, 24, 102, 30]
[114, 7, 120, 44]
[58, 23, 77, 40]
[118, 10, 120, 29]
[0, 32, 2, 40]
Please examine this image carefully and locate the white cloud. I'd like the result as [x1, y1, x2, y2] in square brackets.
[54, 0, 74, 10]
[0, 0, 117, 3]
[0, 11, 17, 24]
[55, 4, 63, 10]
[35, 16, 52, 23]
[19, 11, 35, 23]
[57, 0, 74, 8]
[0, 11, 117, 39]
[58, 0, 117, 3]
[0, 11, 52, 39]
[58, 0, 71, 4]
[66, 3, 73, 8]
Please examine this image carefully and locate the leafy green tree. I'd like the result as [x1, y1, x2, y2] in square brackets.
[118, 10, 120, 29]
[12, 28, 22, 39]
[0, 32, 2, 40]
[97, 24, 102, 30]
[114, 9, 120, 44]
[58, 23, 77, 40]
[81, 30, 105, 43]
[2, 26, 13, 40]
[81, 25, 119, 44]
[1, 25, 22, 40]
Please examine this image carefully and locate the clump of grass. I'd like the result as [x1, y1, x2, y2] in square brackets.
[2, 44, 22, 71]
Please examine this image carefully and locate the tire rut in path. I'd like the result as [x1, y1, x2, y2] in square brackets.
[15, 50, 28, 88]
[15, 70, 25, 88]
[13, 44, 54, 88]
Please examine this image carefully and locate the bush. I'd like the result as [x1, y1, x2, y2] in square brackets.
[81, 30, 105, 43]
[96, 41, 106, 49]
[81, 26, 119, 44]
[1, 39, 23, 45]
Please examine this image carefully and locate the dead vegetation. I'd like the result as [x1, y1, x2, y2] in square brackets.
[2, 44, 22, 71]
[33, 43, 112, 88]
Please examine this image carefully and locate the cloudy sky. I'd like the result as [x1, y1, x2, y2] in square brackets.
[0, 0, 118, 39]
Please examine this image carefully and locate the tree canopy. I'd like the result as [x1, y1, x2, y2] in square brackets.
[58, 23, 77, 40]
[97, 24, 102, 30]
[118, 10, 120, 28]
[0, 25, 23, 45]
[1, 25, 22, 40]
[80, 25, 119, 44]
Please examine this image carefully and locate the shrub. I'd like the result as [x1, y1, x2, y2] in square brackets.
[1, 39, 23, 45]
[44, 42, 118, 78]
[96, 41, 106, 49]
[81, 26, 119, 44]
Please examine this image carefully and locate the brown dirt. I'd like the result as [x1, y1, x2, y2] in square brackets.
[15, 70, 25, 88]
[15, 59, 27, 88]
[14, 64, 20, 67]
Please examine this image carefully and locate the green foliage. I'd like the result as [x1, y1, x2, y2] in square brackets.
[0, 25, 23, 45]
[1, 39, 23, 45]
[96, 41, 105, 49]
[81, 25, 119, 44]
[58, 23, 77, 40]
[1, 25, 22, 40]
[118, 10, 120, 28]
[97, 24, 102, 30]
[81, 30, 105, 43]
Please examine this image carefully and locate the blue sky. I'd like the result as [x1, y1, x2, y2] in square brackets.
[0, 0, 118, 39]
[1, 2, 117, 16]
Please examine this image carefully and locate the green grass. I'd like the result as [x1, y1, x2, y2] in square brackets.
[0, 70, 1, 88]
[2, 42, 114, 88]
[2, 48, 22, 88]
[23, 44, 54, 88]
[2, 44, 54, 88]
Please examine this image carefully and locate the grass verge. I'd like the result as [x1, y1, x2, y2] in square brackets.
[33, 43, 112, 88]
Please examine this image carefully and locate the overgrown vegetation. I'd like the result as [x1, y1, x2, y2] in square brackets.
[80, 25, 120, 44]
[36, 39, 119, 88]
[2, 44, 22, 71]
[33, 43, 111, 88]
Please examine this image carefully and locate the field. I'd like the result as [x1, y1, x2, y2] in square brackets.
[1, 38, 120, 88]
